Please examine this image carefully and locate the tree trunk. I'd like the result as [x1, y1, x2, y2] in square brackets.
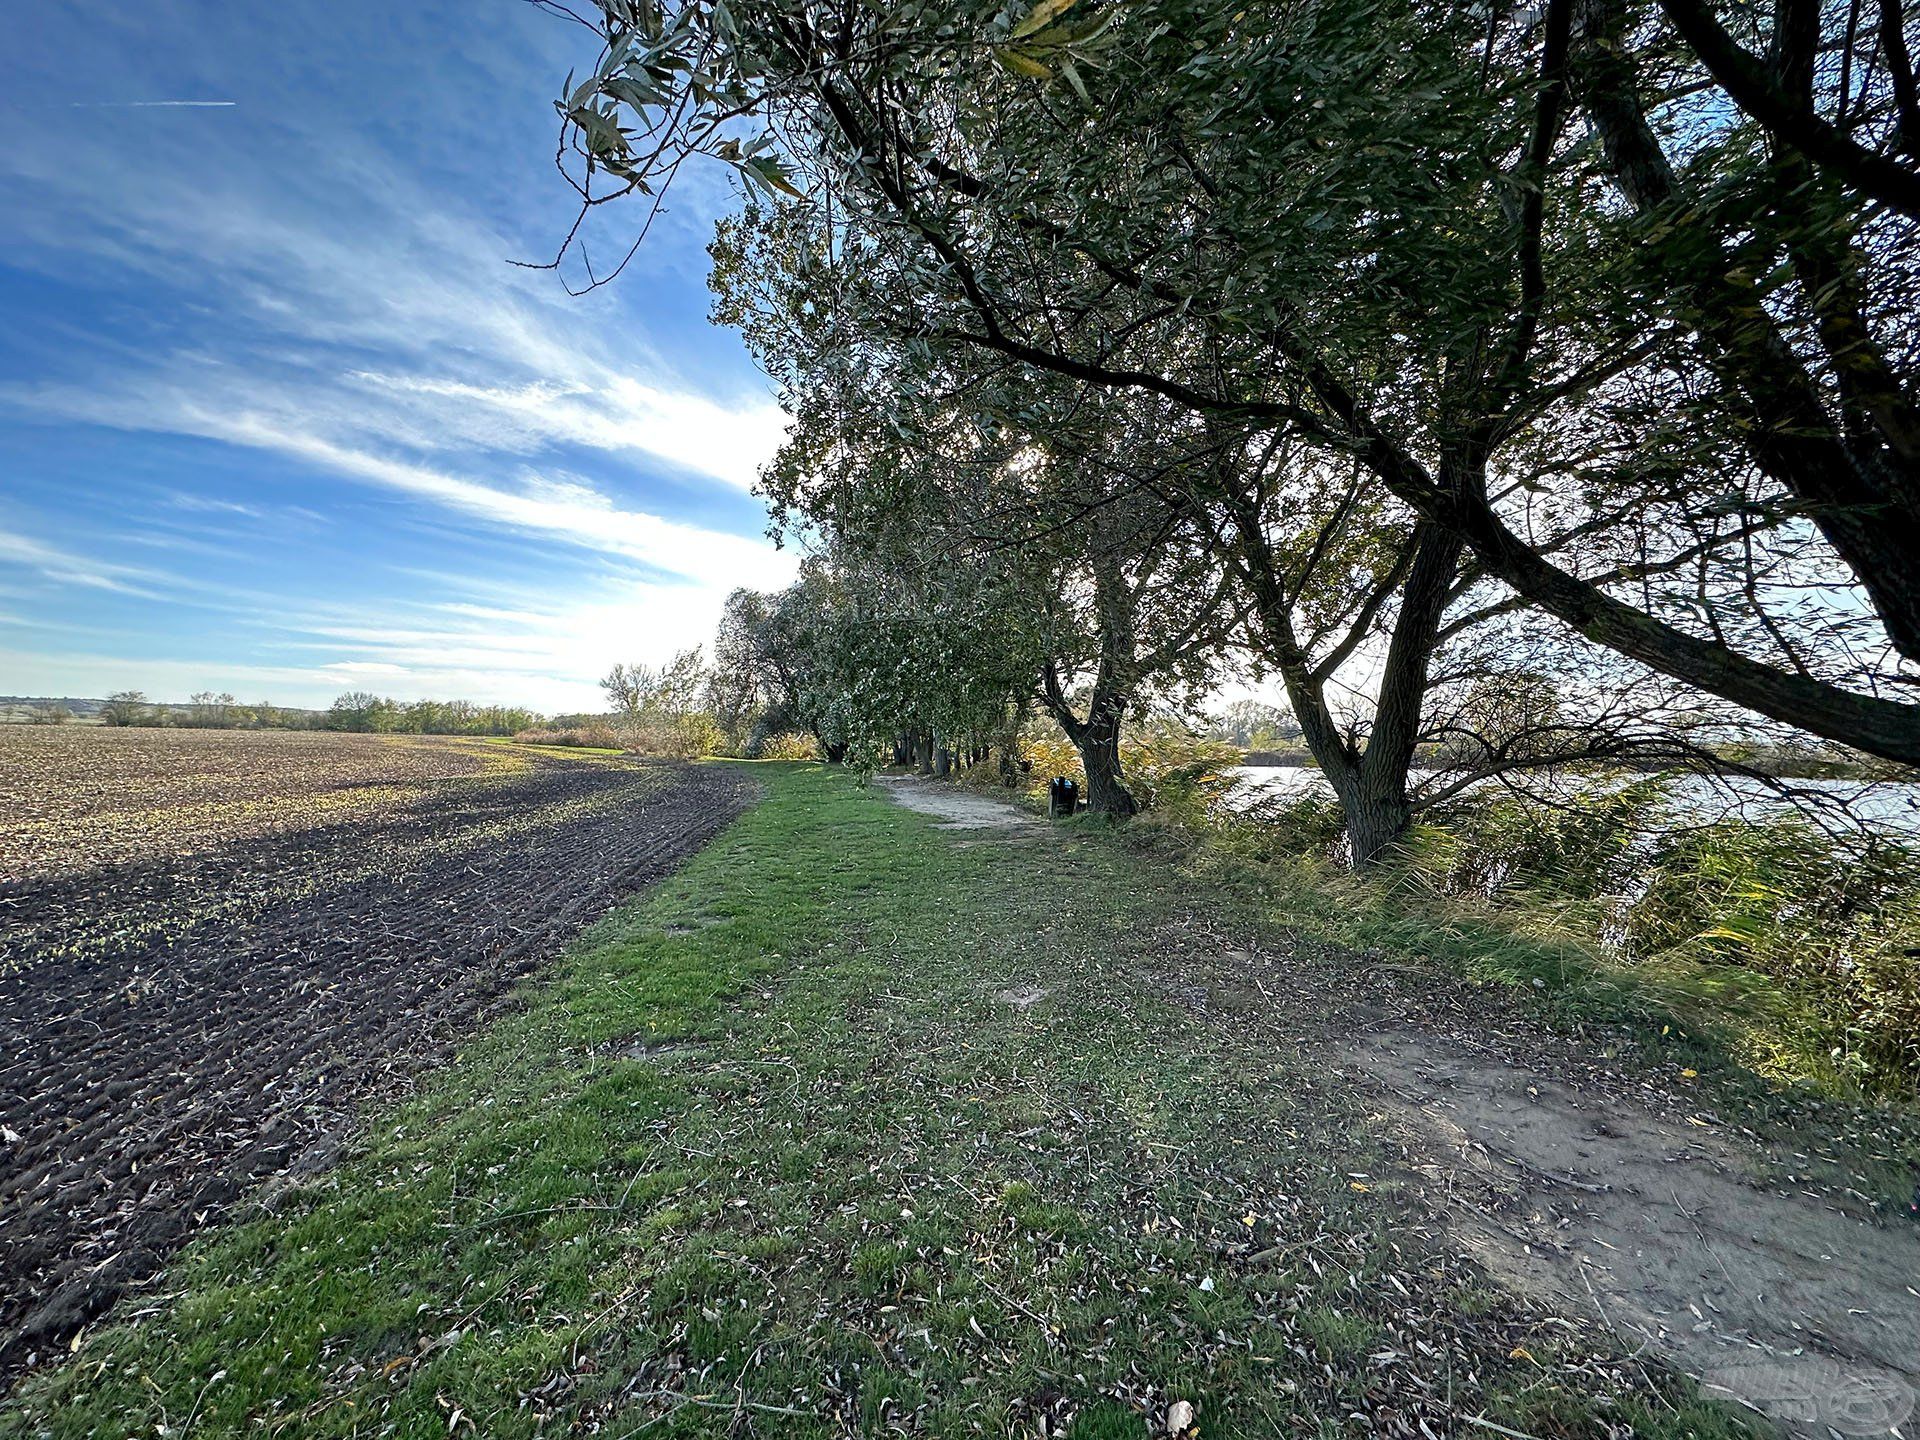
[1077, 723, 1137, 817]
[825, 741, 848, 764]
[1341, 776, 1415, 869]
[999, 697, 1030, 787]
[892, 734, 912, 766]
[916, 731, 934, 775]
[932, 744, 952, 778]
[1229, 495, 1459, 868]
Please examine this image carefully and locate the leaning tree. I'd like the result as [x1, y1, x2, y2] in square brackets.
[539, 0, 1920, 769]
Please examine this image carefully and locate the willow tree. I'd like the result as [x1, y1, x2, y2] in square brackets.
[717, 183, 1735, 858]
[715, 203, 1236, 815]
[540, 0, 1920, 770]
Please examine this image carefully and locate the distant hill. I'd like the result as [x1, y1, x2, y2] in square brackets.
[0, 697, 326, 726]
[0, 696, 108, 722]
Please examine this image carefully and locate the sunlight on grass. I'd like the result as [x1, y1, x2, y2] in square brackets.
[3, 765, 1758, 1440]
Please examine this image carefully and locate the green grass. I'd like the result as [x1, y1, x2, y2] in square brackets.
[1169, 822, 1916, 1163]
[3, 765, 1753, 1438]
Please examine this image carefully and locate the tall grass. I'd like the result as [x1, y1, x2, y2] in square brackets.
[1230, 778, 1920, 1096]
[1013, 726, 1243, 812]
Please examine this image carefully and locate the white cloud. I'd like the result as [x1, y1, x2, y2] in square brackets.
[16, 391, 788, 592]
[2, 117, 786, 495]
[165, 492, 267, 518]
[319, 661, 411, 678]
[0, 528, 171, 597]
[348, 373, 786, 493]
[0, 6, 793, 711]
[0, 519, 775, 712]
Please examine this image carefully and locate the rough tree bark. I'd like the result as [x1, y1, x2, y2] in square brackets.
[1037, 556, 1140, 818]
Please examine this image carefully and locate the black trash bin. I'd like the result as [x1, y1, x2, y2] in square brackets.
[1048, 776, 1079, 818]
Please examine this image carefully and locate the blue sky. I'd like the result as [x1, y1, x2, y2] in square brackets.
[0, 0, 794, 713]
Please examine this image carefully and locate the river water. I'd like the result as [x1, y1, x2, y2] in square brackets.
[1227, 766, 1920, 838]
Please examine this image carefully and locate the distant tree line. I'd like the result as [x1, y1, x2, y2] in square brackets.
[92, 691, 316, 730]
[79, 689, 544, 736]
[321, 692, 543, 736]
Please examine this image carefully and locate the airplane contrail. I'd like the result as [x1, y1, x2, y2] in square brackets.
[69, 100, 238, 108]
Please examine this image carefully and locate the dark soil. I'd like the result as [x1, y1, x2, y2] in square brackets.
[0, 744, 756, 1386]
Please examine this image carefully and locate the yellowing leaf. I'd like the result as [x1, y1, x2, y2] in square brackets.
[1010, 0, 1081, 40]
[995, 48, 1054, 79]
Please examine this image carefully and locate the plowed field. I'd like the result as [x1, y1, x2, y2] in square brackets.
[0, 728, 754, 1383]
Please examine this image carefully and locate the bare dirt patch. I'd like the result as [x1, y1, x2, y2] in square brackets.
[1347, 1031, 1920, 1438]
[0, 730, 757, 1385]
[1124, 916, 1920, 1437]
[875, 775, 1044, 831]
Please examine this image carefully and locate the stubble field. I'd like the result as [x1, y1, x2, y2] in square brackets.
[0, 727, 755, 1384]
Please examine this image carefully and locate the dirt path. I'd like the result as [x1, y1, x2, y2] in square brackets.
[876, 774, 1046, 830]
[882, 779, 1920, 1437]
[1348, 1032, 1920, 1437]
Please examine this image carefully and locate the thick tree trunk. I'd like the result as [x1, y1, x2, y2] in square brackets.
[1076, 722, 1137, 818]
[1230, 500, 1460, 868]
[916, 731, 935, 775]
[1340, 777, 1415, 869]
[892, 734, 912, 767]
[932, 744, 952, 778]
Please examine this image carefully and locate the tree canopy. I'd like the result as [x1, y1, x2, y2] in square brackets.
[540, 0, 1920, 854]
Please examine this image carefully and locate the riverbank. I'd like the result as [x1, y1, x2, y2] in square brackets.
[8, 764, 1914, 1437]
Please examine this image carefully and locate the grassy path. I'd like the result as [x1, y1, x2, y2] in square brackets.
[3, 765, 1746, 1439]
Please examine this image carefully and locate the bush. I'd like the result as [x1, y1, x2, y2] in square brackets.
[514, 725, 621, 749]
[617, 711, 726, 760]
[1623, 818, 1920, 1088]
[1014, 727, 1241, 818]
[758, 732, 822, 761]
[1218, 774, 1920, 1095]
[1412, 779, 1668, 901]
[1121, 725, 1244, 817]
[1016, 736, 1081, 798]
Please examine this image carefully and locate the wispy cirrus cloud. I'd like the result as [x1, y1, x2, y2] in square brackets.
[0, 528, 170, 598]
[220, 421, 788, 590]
[347, 373, 786, 492]
[0, 0, 788, 709]
[2, 91, 783, 492]
[7, 385, 788, 591]
[68, 99, 237, 108]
